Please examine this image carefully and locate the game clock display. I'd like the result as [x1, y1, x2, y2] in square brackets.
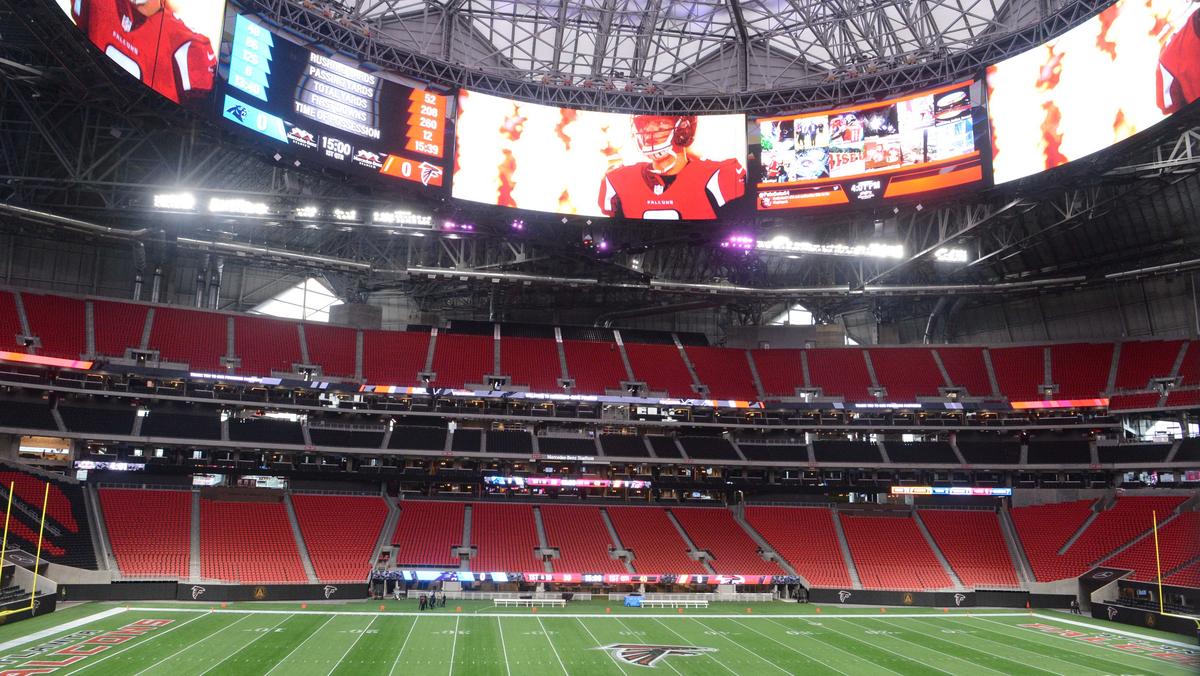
[219, 14, 449, 189]
[754, 81, 985, 210]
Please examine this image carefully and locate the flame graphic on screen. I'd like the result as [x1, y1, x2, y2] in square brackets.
[556, 109, 576, 150]
[498, 149, 517, 207]
[1040, 101, 1068, 168]
[1035, 47, 1064, 89]
[1097, 7, 1119, 59]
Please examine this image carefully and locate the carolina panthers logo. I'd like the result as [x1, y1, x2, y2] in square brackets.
[419, 162, 443, 186]
[190, 586, 206, 600]
[1107, 606, 1118, 620]
[837, 590, 852, 603]
[954, 594, 967, 607]
[226, 105, 248, 122]
[323, 585, 338, 599]
[598, 644, 716, 667]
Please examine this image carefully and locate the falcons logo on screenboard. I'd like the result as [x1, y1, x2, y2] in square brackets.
[598, 644, 716, 667]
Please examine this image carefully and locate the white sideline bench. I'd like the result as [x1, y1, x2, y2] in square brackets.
[493, 598, 567, 608]
[637, 599, 709, 608]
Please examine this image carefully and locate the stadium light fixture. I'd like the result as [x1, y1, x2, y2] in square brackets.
[332, 208, 358, 222]
[208, 197, 270, 216]
[933, 247, 970, 263]
[756, 235, 903, 259]
[294, 206, 320, 219]
[153, 192, 196, 211]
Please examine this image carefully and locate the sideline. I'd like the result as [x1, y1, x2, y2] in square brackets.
[122, 607, 1030, 620]
[0, 607, 128, 652]
[1031, 612, 1198, 649]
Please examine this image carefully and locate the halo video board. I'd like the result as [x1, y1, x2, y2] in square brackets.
[754, 81, 985, 210]
[452, 89, 747, 219]
[56, 0, 226, 107]
[219, 14, 450, 189]
[987, 0, 1198, 184]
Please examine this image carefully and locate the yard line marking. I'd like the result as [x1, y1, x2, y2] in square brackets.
[689, 618, 792, 675]
[325, 614, 377, 676]
[975, 615, 1199, 672]
[860, 617, 1013, 676]
[386, 616, 419, 676]
[727, 617, 853, 676]
[497, 617, 512, 676]
[80, 612, 233, 676]
[575, 617, 628, 676]
[0, 607, 128, 652]
[651, 618, 740, 676]
[537, 616, 569, 676]
[448, 616, 459, 676]
[197, 614, 293, 676]
[114, 614, 248, 676]
[809, 618, 959, 676]
[121, 606, 1028, 620]
[1032, 612, 1200, 648]
[263, 615, 335, 676]
[613, 617, 683, 676]
[761, 617, 910, 676]
[923, 616, 1113, 675]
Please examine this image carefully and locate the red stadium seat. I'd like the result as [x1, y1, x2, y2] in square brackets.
[199, 498, 307, 583]
[744, 506, 853, 587]
[430, 334, 493, 389]
[500, 336, 561, 393]
[840, 514, 953, 590]
[625, 343, 695, 397]
[392, 500, 464, 566]
[606, 505, 706, 574]
[686, 346, 758, 401]
[292, 494, 388, 581]
[470, 502, 540, 572]
[562, 339, 627, 394]
[540, 505, 626, 574]
[100, 488, 190, 578]
[918, 510, 1020, 588]
[671, 507, 783, 575]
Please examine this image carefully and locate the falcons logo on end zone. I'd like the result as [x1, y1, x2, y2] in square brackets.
[598, 644, 716, 667]
[419, 162, 443, 186]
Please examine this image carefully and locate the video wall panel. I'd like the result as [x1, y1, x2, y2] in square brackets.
[57, 0, 226, 107]
[753, 81, 985, 210]
[452, 90, 747, 219]
[218, 14, 450, 189]
[987, 0, 1198, 184]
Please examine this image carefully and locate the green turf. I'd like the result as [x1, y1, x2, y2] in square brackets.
[0, 602, 1194, 675]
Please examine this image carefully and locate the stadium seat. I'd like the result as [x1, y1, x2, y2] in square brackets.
[868, 347, 944, 400]
[671, 507, 783, 575]
[292, 494, 388, 581]
[199, 498, 307, 583]
[806, 348, 873, 401]
[0, 291, 24, 352]
[936, 347, 993, 397]
[1050, 343, 1113, 399]
[840, 514, 954, 590]
[686, 346, 758, 400]
[606, 506, 706, 574]
[749, 349, 805, 397]
[22, 293, 86, 359]
[91, 299, 149, 358]
[562, 339, 627, 394]
[234, 315, 302, 376]
[148, 306, 227, 372]
[744, 506, 853, 587]
[918, 510, 1020, 588]
[99, 488, 190, 578]
[539, 505, 626, 574]
[430, 333, 493, 388]
[470, 502, 540, 572]
[362, 329, 429, 384]
[625, 343, 695, 397]
[1114, 340, 1184, 390]
[1103, 511, 1200, 582]
[393, 500, 464, 566]
[304, 323, 358, 379]
[989, 346, 1043, 401]
[500, 336, 561, 392]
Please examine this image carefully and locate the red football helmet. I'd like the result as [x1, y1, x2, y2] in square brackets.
[631, 115, 697, 158]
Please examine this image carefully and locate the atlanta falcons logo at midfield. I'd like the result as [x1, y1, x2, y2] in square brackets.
[598, 644, 716, 667]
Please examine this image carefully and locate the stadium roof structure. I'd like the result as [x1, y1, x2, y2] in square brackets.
[0, 0, 1198, 336]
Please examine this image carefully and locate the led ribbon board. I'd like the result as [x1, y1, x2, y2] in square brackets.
[890, 486, 1013, 496]
[220, 14, 449, 189]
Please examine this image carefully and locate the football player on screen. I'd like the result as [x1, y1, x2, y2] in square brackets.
[598, 115, 745, 220]
[72, 0, 216, 105]
[1157, 5, 1200, 115]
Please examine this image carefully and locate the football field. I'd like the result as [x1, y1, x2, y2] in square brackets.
[0, 600, 1196, 675]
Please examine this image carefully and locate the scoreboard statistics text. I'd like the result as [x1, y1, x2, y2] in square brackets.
[220, 14, 449, 189]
